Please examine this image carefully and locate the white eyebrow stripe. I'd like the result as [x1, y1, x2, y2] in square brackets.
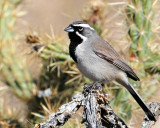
[76, 31, 87, 42]
[73, 24, 94, 30]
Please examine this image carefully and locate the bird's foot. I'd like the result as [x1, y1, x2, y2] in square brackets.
[88, 80, 105, 90]
[92, 80, 105, 88]
[83, 80, 105, 95]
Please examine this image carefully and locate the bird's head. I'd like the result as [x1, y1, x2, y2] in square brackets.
[64, 21, 96, 42]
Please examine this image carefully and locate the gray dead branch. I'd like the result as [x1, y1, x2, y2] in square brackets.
[141, 102, 160, 128]
[35, 83, 160, 128]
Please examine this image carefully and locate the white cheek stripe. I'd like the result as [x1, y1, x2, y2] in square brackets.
[73, 24, 94, 30]
[76, 31, 87, 42]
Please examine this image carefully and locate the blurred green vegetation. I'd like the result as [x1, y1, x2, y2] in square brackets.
[0, 0, 35, 100]
[0, 0, 160, 128]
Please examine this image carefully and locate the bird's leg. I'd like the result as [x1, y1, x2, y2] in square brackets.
[83, 79, 105, 93]
[92, 79, 106, 88]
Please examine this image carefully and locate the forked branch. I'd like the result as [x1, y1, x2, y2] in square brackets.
[35, 83, 160, 128]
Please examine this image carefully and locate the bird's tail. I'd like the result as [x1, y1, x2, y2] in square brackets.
[126, 83, 156, 121]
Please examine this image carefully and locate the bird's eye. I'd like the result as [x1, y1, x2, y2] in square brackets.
[78, 27, 83, 31]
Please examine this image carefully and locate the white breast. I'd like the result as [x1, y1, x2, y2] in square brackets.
[75, 41, 120, 82]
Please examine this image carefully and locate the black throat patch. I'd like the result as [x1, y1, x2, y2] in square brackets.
[68, 32, 83, 63]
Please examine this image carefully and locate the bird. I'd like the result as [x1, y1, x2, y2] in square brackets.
[64, 21, 156, 121]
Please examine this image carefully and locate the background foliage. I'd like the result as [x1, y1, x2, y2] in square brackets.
[0, 0, 160, 128]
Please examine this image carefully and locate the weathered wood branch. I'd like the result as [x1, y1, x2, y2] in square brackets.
[35, 83, 160, 128]
[141, 102, 160, 128]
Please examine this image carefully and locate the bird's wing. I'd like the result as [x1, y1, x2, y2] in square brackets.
[92, 38, 139, 81]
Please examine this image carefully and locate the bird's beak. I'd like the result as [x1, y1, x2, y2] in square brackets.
[64, 25, 74, 32]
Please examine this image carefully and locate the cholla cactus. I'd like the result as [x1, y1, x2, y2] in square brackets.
[81, 0, 107, 35]
[0, 0, 35, 100]
[25, 33, 84, 103]
[126, 0, 154, 60]
[0, 45, 35, 100]
[126, 0, 160, 74]
[144, 53, 160, 74]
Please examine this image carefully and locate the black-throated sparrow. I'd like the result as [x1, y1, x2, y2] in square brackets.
[64, 21, 156, 121]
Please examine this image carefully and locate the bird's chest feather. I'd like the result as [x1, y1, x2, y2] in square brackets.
[75, 42, 87, 61]
[74, 42, 120, 82]
[75, 41, 96, 65]
[74, 43, 110, 81]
